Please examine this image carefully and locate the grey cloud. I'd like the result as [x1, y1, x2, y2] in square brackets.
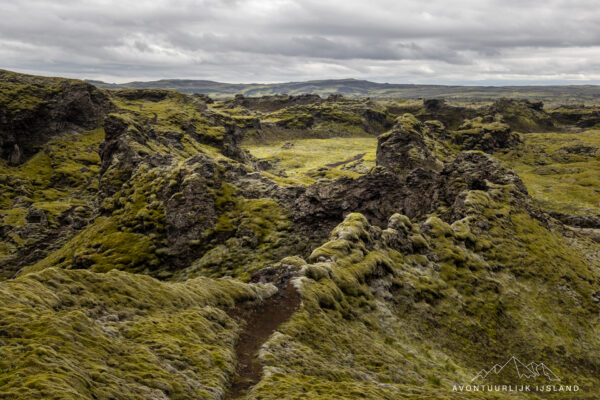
[1, 0, 600, 83]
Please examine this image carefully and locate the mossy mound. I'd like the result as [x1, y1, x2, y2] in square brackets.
[251, 191, 600, 398]
[0, 267, 275, 400]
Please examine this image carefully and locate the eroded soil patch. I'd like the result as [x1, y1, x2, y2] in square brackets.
[225, 282, 300, 399]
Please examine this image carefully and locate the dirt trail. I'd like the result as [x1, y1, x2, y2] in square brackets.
[225, 282, 300, 399]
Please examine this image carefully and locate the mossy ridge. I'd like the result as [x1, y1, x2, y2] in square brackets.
[0, 69, 66, 113]
[111, 90, 226, 141]
[251, 195, 600, 397]
[217, 98, 394, 145]
[0, 267, 275, 400]
[22, 158, 298, 280]
[0, 129, 105, 276]
[21, 161, 175, 276]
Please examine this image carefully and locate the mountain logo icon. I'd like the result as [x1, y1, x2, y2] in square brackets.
[471, 356, 561, 383]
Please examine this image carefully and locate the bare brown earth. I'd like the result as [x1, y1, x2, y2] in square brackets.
[225, 282, 301, 399]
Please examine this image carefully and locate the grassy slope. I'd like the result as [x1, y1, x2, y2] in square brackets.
[253, 205, 600, 398]
[0, 267, 275, 400]
[497, 129, 600, 214]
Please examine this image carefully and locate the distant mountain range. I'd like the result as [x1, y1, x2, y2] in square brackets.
[87, 78, 600, 104]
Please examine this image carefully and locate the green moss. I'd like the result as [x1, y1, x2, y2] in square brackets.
[0, 267, 273, 400]
[112, 92, 225, 140]
[244, 137, 377, 185]
[177, 182, 295, 281]
[497, 129, 600, 214]
[0, 69, 64, 113]
[250, 194, 600, 398]
[0, 128, 106, 267]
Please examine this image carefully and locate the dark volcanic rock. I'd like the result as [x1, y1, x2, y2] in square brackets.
[98, 114, 146, 197]
[361, 108, 393, 134]
[423, 98, 446, 112]
[550, 105, 600, 128]
[225, 94, 322, 112]
[284, 167, 439, 241]
[452, 119, 521, 152]
[488, 99, 555, 132]
[0, 69, 112, 165]
[419, 99, 478, 130]
[221, 123, 254, 162]
[439, 151, 528, 218]
[559, 144, 598, 155]
[112, 89, 174, 102]
[549, 211, 600, 229]
[376, 114, 441, 174]
[163, 156, 218, 257]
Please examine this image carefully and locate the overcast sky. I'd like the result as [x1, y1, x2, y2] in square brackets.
[1, 0, 600, 84]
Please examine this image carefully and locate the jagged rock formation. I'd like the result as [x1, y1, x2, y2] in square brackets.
[2, 70, 600, 399]
[375, 113, 442, 174]
[452, 118, 521, 152]
[0, 69, 111, 165]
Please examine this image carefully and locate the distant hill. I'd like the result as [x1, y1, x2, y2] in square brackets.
[87, 78, 600, 104]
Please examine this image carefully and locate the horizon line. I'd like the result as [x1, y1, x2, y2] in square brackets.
[4, 67, 600, 88]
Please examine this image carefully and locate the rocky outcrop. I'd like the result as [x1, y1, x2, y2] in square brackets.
[488, 98, 555, 132]
[549, 211, 600, 229]
[0, 69, 111, 165]
[559, 144, 598, 155]
[419, 98, 478, 130]
[98, 114, 148, 197]
[452, 118, 521, 152]
[224, 93, 323, 112]
[376, 114, 441, 174]
[162, 155, 219, 259]
[438, 151, 528, 219]
[550, 105, 600, 128]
